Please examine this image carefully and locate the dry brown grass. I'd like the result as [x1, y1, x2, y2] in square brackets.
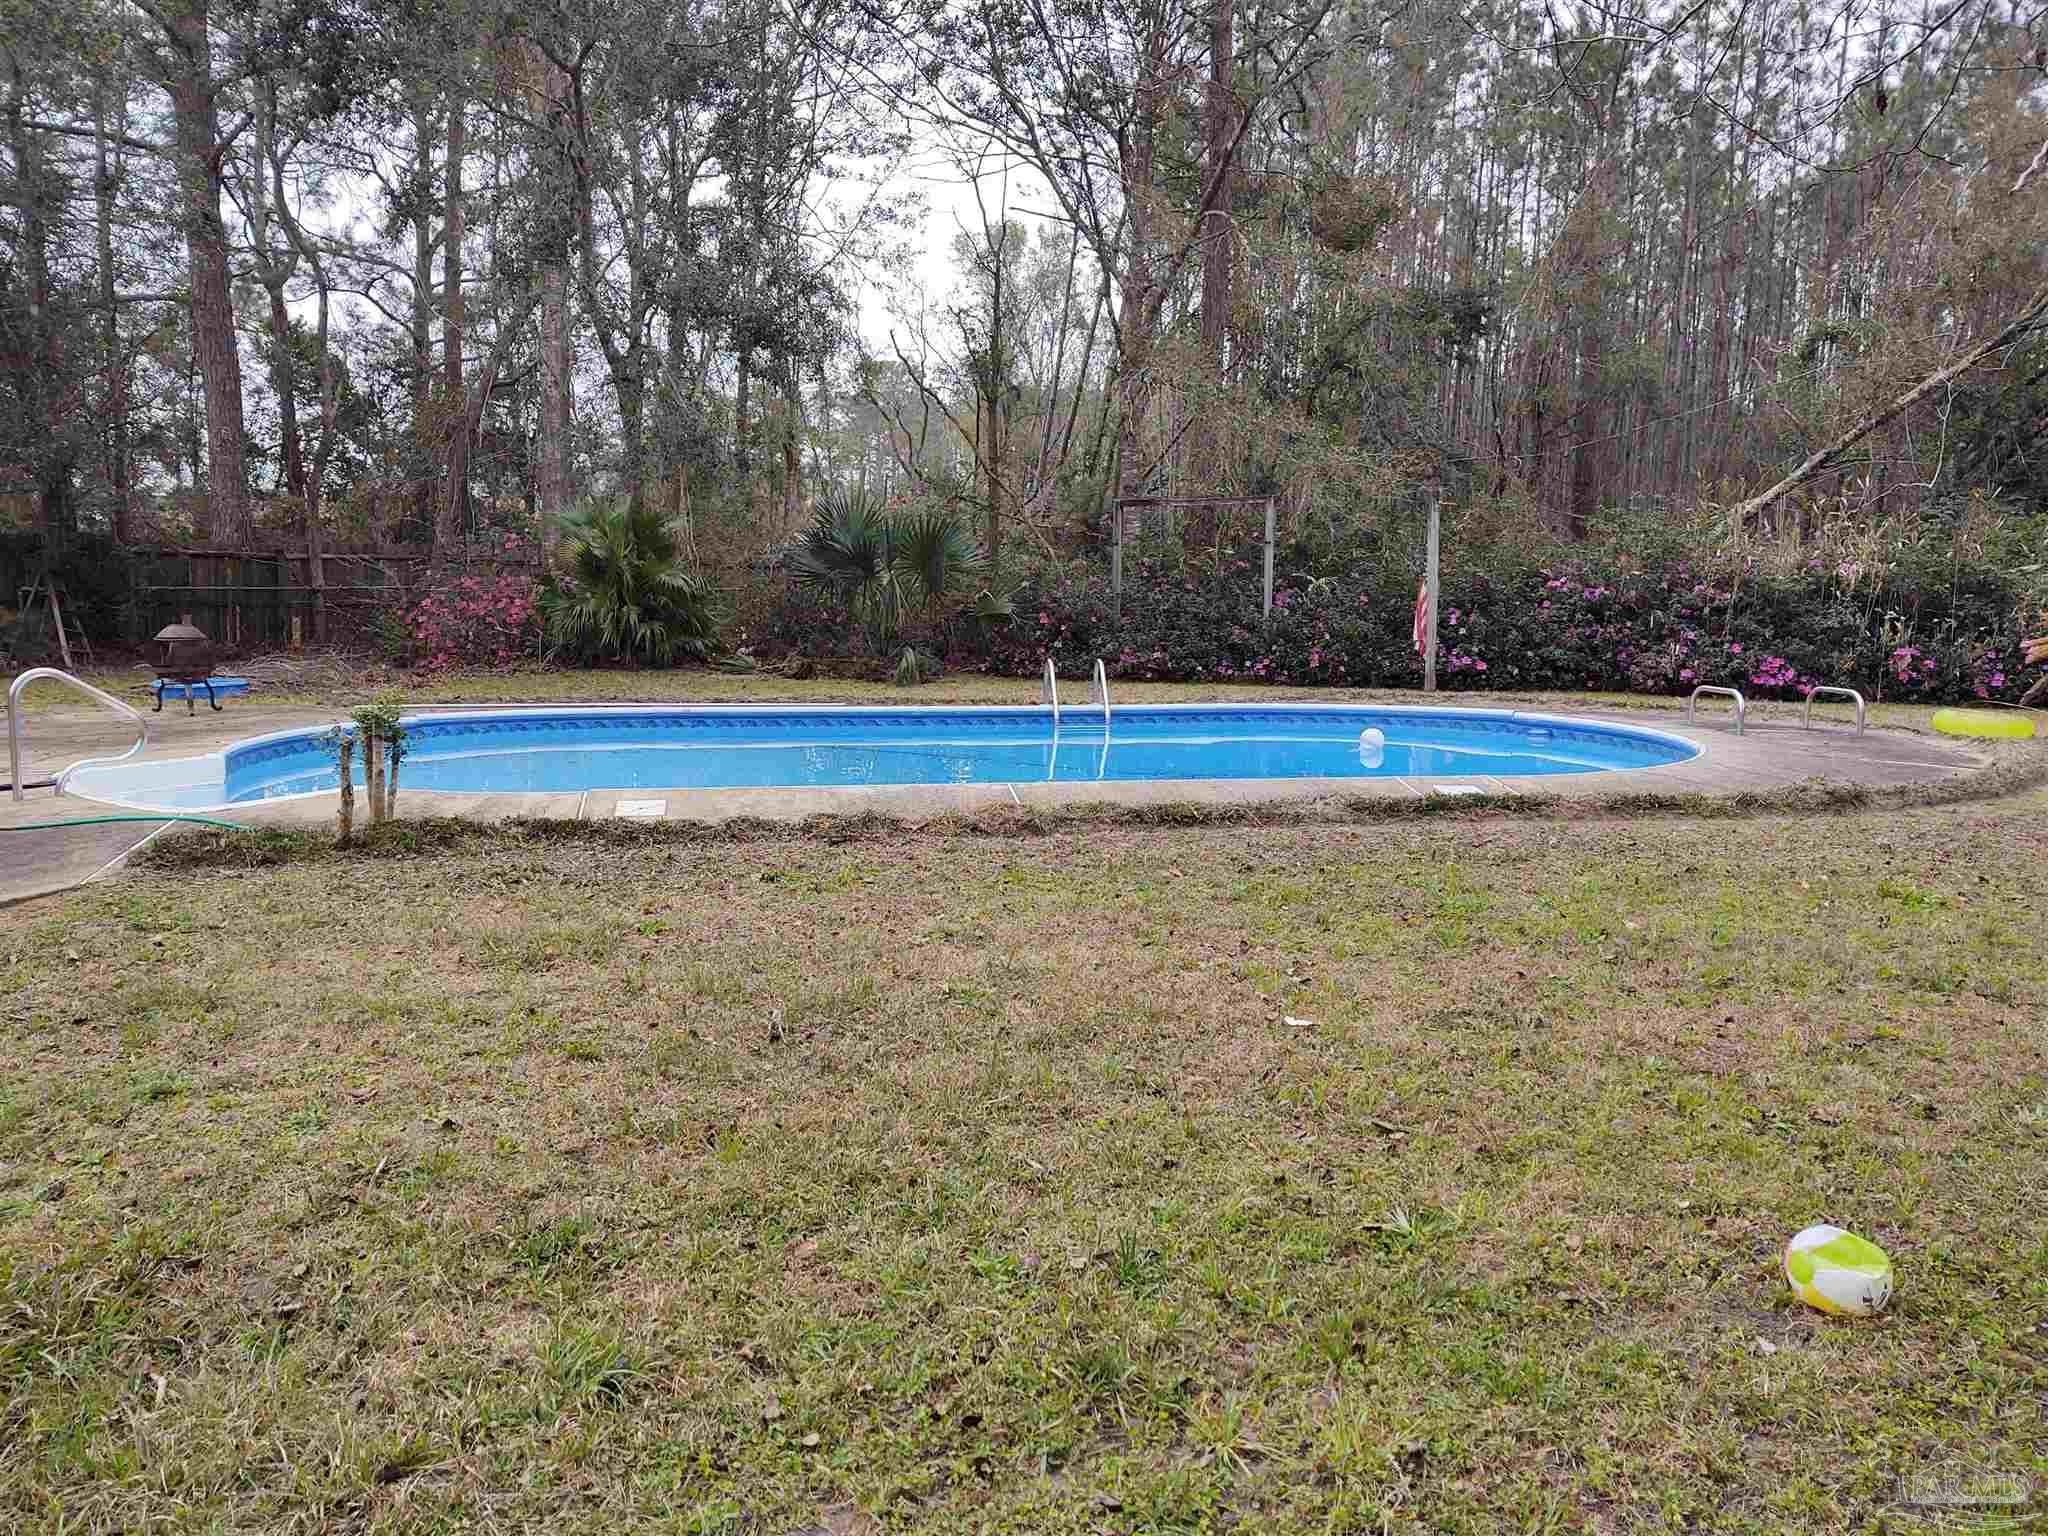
[2, 791, 2046, 1532]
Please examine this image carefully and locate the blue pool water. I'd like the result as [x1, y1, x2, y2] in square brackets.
[68, 705, 1699, 809]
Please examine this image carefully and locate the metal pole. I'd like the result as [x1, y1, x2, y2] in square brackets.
[1110, 493, 1122, 624]
[1262, 496, 1276, 620]
[1423, 490, 1440, 693]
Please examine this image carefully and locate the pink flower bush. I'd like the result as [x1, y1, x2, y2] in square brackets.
[1747, 655, 1804, 694]
[407, 571, 541, 669]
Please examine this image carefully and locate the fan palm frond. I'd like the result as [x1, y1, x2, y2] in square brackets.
[541, 497, 720, 665]
[890, 510, 988, 615]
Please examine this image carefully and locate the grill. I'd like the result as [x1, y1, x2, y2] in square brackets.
[151, 618, 223, 714]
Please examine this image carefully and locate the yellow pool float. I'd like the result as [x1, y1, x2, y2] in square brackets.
[1931, 708, 2036, 740]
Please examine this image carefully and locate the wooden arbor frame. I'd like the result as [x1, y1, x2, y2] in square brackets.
[1107, 494, 1278, 622]
[1108, 485, 1452, 694]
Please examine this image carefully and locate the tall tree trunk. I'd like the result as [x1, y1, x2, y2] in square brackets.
[164, 0, 251, 545]
[1033, 229, 1080, 498]
[539, 263, 568, 540]
[437, 97, 467, 554]
[408, 96, 436, 542]
[1189, 0, 1235, 491]
[781, 377, 802, 535]
[244, 98, 308, 512]
[3, 68, 73, 540]
[531, 43, 571, 550]
[616, 371, 645, 499]
[735, 354, 751, 474]
[1115, 31, 1165, 502]
[270, 136, 338, 641]
[1200, 0, 1234, 366]
[93, 85, 132, 542]
[267, 284, 308, 507]
[183, 354, 211, 540]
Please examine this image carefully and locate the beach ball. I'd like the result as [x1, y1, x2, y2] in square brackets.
[1784, 1224, 1893, 1317]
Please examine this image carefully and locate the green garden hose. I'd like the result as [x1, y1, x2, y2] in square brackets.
[0, 813, 249, 832]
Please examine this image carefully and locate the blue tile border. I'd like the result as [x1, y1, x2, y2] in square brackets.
[218, 705, 1695, 796]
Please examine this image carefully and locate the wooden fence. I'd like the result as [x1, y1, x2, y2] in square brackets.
[126, 547, 540, 651]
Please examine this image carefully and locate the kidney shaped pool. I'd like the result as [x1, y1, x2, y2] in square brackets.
[60, 704, 1702, 811]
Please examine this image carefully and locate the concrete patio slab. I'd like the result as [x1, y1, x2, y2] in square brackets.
[1, 693, 2010, 907]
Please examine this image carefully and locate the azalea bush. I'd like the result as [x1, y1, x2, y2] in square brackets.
[405, 569, 541, 669]
[952, 541, 2040, 706]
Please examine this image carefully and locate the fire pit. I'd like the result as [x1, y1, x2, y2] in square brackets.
[151, 619, 223, 714]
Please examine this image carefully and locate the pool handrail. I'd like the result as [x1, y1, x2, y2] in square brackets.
[1802, 685, 1866, 736]
[1687, 684, 1746, 736]
[8, 667, 150, 802]
[1091, 658, 1110, 729]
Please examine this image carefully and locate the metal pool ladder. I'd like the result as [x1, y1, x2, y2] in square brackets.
[1089, 659, 1111, 728]
[1802, 685, 1866, 735]
[8, 666, 151, 801]
[1041, 659, 1115, 781]
[1039, 656, 1060, 729]
[1687, 684, 1746, 736]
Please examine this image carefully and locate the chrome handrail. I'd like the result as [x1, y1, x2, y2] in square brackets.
[1092, 658, 1110, 729]
[1041, 657, 1059, 780]
[1802, 685, 1866, 736]
[1687, 684, 1746, 736]
[8, 667, 150, 802]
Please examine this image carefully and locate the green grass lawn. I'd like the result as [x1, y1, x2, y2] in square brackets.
[3, 794, 2046, 1532]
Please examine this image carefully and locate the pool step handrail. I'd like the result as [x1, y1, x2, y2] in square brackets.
[1090, 659, 1110, 729]
[8, 666, 150, 802]
[1040, 657, 1059, 730]
[1686, 684, 1746, 736]
[1802, 685, 1866, 735]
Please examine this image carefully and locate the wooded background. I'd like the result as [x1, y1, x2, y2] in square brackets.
[2, 0, 2045, 601]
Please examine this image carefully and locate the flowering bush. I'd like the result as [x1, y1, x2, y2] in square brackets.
[405, 569, 541, 669]
[933, 541, 2040, 706]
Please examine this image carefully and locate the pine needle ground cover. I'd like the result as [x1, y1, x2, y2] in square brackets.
[2, 796, 2044, 1532]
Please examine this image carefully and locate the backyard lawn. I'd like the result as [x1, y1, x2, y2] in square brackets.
[2, 791, 2045, 1532]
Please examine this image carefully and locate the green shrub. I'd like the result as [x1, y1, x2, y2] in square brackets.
[541, 497, 720, 666]
[956, 538, 2038, 705]
[786, 487, 995, 655]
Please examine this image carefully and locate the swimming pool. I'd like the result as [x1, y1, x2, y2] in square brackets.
[62, 705, 1700, 810]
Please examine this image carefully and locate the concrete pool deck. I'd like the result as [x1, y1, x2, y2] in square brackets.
[0, 695, 2011, 907]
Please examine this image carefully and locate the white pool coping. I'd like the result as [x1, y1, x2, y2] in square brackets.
[57, 702, 1706, 814]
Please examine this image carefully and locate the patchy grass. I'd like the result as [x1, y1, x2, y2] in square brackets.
[3, 793, 2047, 1532]
[118, 745, 2048, 877]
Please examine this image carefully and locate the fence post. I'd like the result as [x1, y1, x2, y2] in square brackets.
[1110, 492, 1122, 624]
[1423, 489, 1440, 693]
[1262, 496, 1276, 620]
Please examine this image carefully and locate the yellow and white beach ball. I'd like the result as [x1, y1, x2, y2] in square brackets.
[1784, 1224, 1894, 1317]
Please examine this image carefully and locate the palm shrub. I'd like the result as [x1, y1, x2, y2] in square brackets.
[542, 496, 721, 665]
[785, 487, 1006, 658]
